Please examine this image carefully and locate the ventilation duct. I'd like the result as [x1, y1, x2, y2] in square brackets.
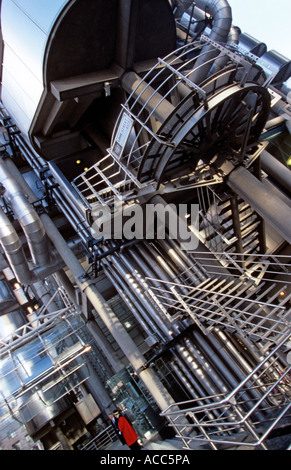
[182, 0, 233, 83]
[0, 205, 33, 284]
[0, 159, 50, 268]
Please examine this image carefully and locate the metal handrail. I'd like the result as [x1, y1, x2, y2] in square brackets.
[160, 336, 291, 449]
[80, 425, 118, 450]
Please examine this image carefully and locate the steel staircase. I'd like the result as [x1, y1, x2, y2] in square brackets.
[146, 254, 291, 349]
[198, 186, 266, 259]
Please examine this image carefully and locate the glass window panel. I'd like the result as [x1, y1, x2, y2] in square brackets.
[13, 338, 53, 385]
[0, 357, 22, 398]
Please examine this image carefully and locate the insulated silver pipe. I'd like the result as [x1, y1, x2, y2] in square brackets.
[191, 0, 232, 42]
[184, 337, 229, 394]
[5, 147, 92, 248]
[170, 358, 223, 425]
[0, 158, 88, 286]
[139, 243, 181, 280]
[170, 359, 198, 398]
[194, 330, 267, 421]
[0, 159, 51, 267]
[109, 251, 174, 339]
[129, 245, 186, 302]
[0, 203, 73, 285]
[157, 239, 202, 286]
[103, 261, 158, 340]
[0, 205, 32, 284]
[172, 353, 205, 396]
[165, 236, 209, 282]
[121, 249, 180, 331]
[174, 343, 219, 397]
[134, 243, 192, 302]
[209, 26, 240, 75]
[176, 341, 221, 397]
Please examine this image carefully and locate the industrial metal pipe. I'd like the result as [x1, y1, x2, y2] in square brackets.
[155, 239, 200, 286]
[260, 150, 291, 194]
[227, 165, 291, 244]
[209, 26, 240, 75]
[188, 0, 232, 83]
[0, 205, 33, 284]
[110, 250, 175, 338]
[39, 212, 178, 415]
[4, 148, 92, 249]
[0, 201, 73, 285]
[0, 158, 88, 286]
[103, 262, 159, 340]
[121, 71, 175, 124]
[0, 159, 51, 267]
[194, 330, 267, 421]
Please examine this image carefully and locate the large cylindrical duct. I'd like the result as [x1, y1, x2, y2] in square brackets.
[0, 160, 51, 268]
[0, 205, 33, 284]
[187, 0, 232, 83]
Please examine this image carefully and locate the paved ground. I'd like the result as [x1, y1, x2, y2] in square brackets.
[108, 435, 191, 451]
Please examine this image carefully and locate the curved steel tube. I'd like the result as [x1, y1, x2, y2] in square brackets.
[0, 159, 51, 267]
[0, 205, 32, 284]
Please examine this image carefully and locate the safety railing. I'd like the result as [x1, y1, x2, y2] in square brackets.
[160, 336, 291, 450]
[145, 253, 291, 348]
[72, 152, 143, 207]
[0, 287, 79, 357]
[80, 425, 118, 450]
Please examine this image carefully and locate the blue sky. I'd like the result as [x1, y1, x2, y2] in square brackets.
[230, 0, 290, 59]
